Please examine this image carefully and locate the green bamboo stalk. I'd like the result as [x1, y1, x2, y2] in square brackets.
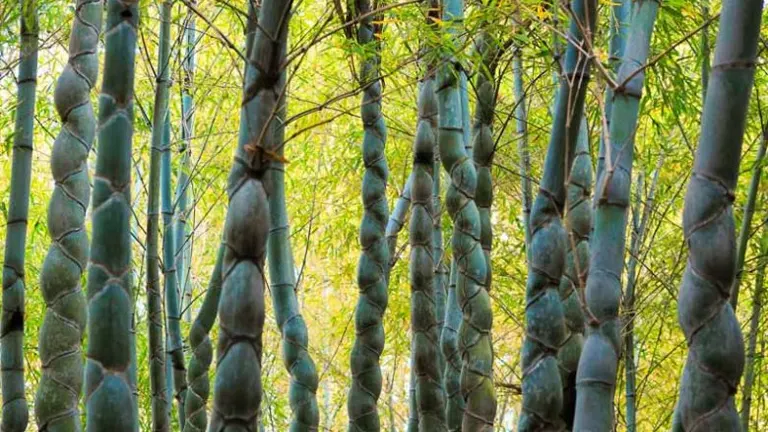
[557, 119, 590, 428]
[739, 218, 767, 430]
[440, 261, 462, 430]
[573, 1, 658, 429]
[386, 175, 412, 276]
[347, 0, 390, 427]
[209, 0, 292, 428]
[34, 0, 101, 429]
[436, 0, 495, 428]
[518, 0, 595, 428]
[513, 49, 532, 248]
[730, 131, 768, 311]
[410, 72, 446, 430]
[84, 0, 139, 429]
[1, 2, 37, 430]
[700, 0, 710, 102]
[266, 53, 320, 432]
[624, 160, 661, 432]
[596, 0, 631, 182]
[674, 0, 763, 428]
[144, 0, 174, 429]
[183, 245, 224, 432]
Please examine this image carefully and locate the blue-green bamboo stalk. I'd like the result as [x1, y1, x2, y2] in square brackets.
[624, 161, 661, 432]
[144, 0, 173, 429]
[730, 129, 767, 311]
[518, 0, 596, 428]
[437, 0, 495, 428]
[1, 1, 37, 430]
[596, 0, 631, 183]
[34, 0, 101, 430]
[573, 1, 659, 429]
[739, 214, 767, 430]
[347, 0, 390, 427]
[557, 119, 590, 428]
[1, 3, 37, 430]
[209, 0, 292, 428]
[386, 175, 412, 276]
[410, 73, 446, 430]
[183, 245, 223, 432]
[440, 260, 462, 430]
[84, 0, 139, 429]
[513, 49, 532, 249]
[674, 1, 762, 428]
[267, 55, 320, 432]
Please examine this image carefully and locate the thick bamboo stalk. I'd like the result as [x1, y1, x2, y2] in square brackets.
[573, 1, 659, 429]
[209, 0, 292, 428]
[518, 0, 596, 428]
[673, 0, 763, 428]
[84, 0, 140, 429]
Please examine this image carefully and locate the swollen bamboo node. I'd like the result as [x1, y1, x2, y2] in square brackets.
[36, 0, 99, 431]
[210, 1, 292, 430]
[84, 0, 139, 430]
[674, 3, 761, 428]
[348, 0, 389, 429]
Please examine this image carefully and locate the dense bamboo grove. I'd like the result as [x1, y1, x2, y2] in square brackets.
[2, 0, 768, 430]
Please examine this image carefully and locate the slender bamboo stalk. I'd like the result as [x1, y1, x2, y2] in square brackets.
[386, 175, 412, 276]
[34, 0, 100, 429]
[573, 1, 659, 429]
[513, 49, 532, 249]
[267, 53, 320, 432]
[347, 0, 391, 427]
[209, 0, 292, 428]
[731, 131, 768, 311]
[440, 260, 462, 430]
[84, 0, 140, 429]
[624, 161, 661, 432]
[739, 220, 768, 429]
[1, 2, 37, 430]
[183, 245, 224, 432]
[673, 0, 763, 428]
[144, 0, 174, 428]
[596, 0, 631, 182]
[518, 0, 595, 428]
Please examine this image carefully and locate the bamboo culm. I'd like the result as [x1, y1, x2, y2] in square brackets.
[84, 0, 140, 429]
[574, 2, 659, 429]
[739, 222, 768, 430]
[513, 50, 532, 249]
[674, 0, 763, 428]
[267, 56, 320, 432]
[518, 0, 595, 428]
[410, 75, 446, 430]
[209, 0, 292, 429]
[557, 119, 590, 428]
[730, 129, 767, 311]
[144, 0, 174, 428]
[347, 0, 390, 427]
[596, 0, 631, 183]
[35, 0, 97, 430]
[1, 2, 37, 430]
[183, 246, 224, 431]
[437, 0, 496, 428]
